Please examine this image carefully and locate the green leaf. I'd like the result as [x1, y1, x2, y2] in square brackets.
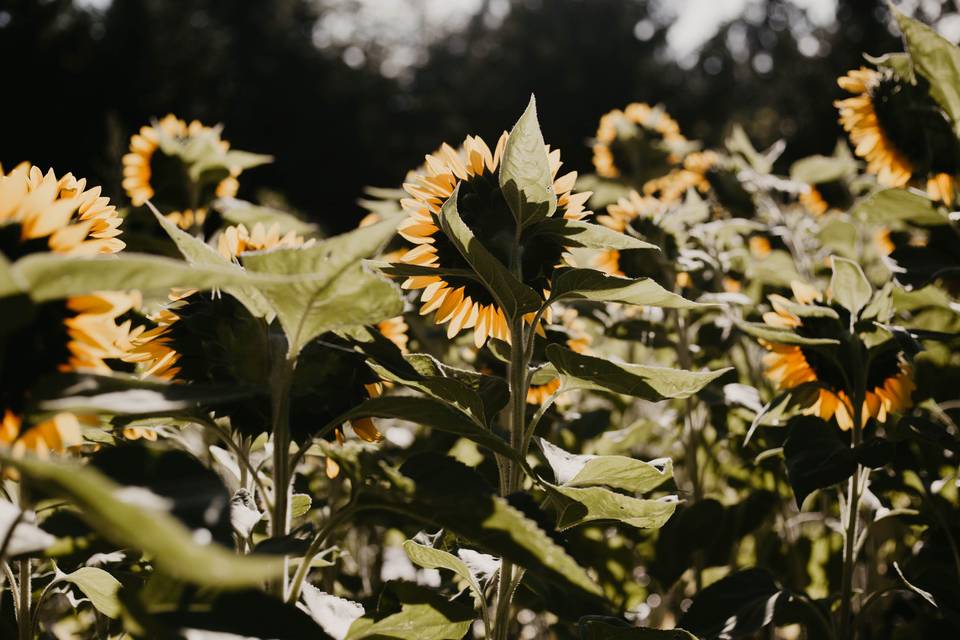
[346, 583, 474, 640]
[216, 199, 318, 235]
[339, 396, 523, 465]
[551, 268, 712, 309]
[63, 567, 122, 618]
[0, 253, 22, 298]
[546, 345, 731, 400]
[499, 95, 557, 229]
[895, 8, 960, 125]
[736, 320, 840, 346]
[679, 568, 782, 639]
[547, 483, 677, 530]
[402, 540, 483, 602]
[290, 494, 312, 518]
[578, 617, 698, 639]
[9, 253, 279, 303]
[438, 184, 541, 318]
[3, 455, 282, 588]
[538, 438, 672, 493]
[241, 218, 403, 357]
[789, 154, 856, 185]
[532, 218, 658, 250]
[830, 256, 872, 318]
[150, 203, 275, 317]
[783, 415, 857, 508]
[853, 188, 947, 226]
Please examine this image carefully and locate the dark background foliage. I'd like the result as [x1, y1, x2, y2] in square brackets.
[0, 0, 949, 232]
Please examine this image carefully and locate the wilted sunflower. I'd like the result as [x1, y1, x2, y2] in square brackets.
[0, 164, 134, 455]
[395, 134, 591, 347]
[592, 103, 689, 183]
[759, 281, 914, 430]
[836, 67, 960, 204]
[122, 114, 240, 229]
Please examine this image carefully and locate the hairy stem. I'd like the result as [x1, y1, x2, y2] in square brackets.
[270, 352, 295, 599]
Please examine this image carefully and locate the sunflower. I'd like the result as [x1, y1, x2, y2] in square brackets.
[395, 133, 591, 347]
[642, 150, 717, 205]
[592, 103, 688, 183]
[799, 180, 854, 217]
[1, 163, 125, 256]
[216, 222, 315, 260]
[593, 190, 669, 279]
[122, 114, 240, 229]
[836, 67, 960, 204]
[0, 165, 134, 455]
[759, 281, 914, 430]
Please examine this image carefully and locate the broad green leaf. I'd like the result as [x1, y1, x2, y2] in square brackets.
[547, 484, 677, 530]
[579, 617, 698, 639]
[767, 294, 839, 320]
[376, 262, 479, 282]
[736, 321, 840, 346]
[532, 218, 658, 250]
[32, 373, 253, 417]
[551, 268, 711, 309]
[366, 454, 603, 599]
[853, 188, 947, 226]
[402, 540, 483, 602]
[241, 217, 403, 357]
[290, 494, 312, 518]
[438, 184, 541, 318]
[679, 568, 782, 639]
[895, 9, 960, 125]
[499, 95, 557, 229]
[339, 396, 523, 465]
[830, 256, 872, 318]
[10, 253, 282, 303]
[789, 154, 856, 185]
[345, 583, 474, 640]
[538, 438, 672, 493]
[151, 204, 275, 317]
[0, 253, 21, 298]
[63, 567, 122, 618]
[216, 199, 318, 235]
[3, 455, 282, 588]
[0, 499, 55, 556]
[367, 360, 487, 425]
[300, 584, 365, 640]
[546, 345, 731, 400]
[783, 415, 857, 508]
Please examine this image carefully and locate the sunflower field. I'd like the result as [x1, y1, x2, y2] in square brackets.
[3, 7, 960, 640]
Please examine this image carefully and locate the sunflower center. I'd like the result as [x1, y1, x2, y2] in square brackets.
[610, 131, 673, 185]
[0, 298, 72, 413]
[871, 75, 960, 175]
[814, 180, 853, 211]
[149, 150, 196, 212]
[0, 223, 54, 260]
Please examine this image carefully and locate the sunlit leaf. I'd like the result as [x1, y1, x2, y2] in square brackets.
[550, 267, 712, 309]
[499, 95, 557, 229]
[63, 567, 122, 618]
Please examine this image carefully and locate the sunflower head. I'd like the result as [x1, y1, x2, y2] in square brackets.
[1, 163, 125, 258]
[593, 190, 675, 284]
[0, 165, 134, 454]
[394, 132, 592, 347]
[216, 222, 315, 260]
[836, 66, 960, 204]
[123, 114, 261, 230]
[592, 103, 689, 185]
[758, 281, 914, 430]
[526, 307, 592, 405]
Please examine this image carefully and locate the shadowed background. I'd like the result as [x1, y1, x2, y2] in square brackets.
[2, 0, 958, 232]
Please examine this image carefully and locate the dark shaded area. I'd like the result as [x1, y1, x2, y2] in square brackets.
[0, 0, 939, 232]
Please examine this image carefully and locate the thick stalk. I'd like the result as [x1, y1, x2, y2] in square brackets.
[839, 386, 865, 640]
[493, 314, 528, 640]
[269, 353, 295, 598]
[17, 559, 30, 640]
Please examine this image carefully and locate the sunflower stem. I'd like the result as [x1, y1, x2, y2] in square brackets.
[493, 313, 530, 640]
[269, 350, 296, 599]
[17, 484, 31, 640]
[839, 374, 866, 640]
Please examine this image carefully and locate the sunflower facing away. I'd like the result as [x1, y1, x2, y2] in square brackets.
[592, 103, 689, 184]
[836, 67, 960, 204]
[0, 164, 135, 455]
[759, 281, 914, 430]
[123, 114, 240, 229]
[125, 226, 384, 445]
[593, 190, 670, 280]
[642, 150, 717, 205]
[395, 133, 591, 347]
